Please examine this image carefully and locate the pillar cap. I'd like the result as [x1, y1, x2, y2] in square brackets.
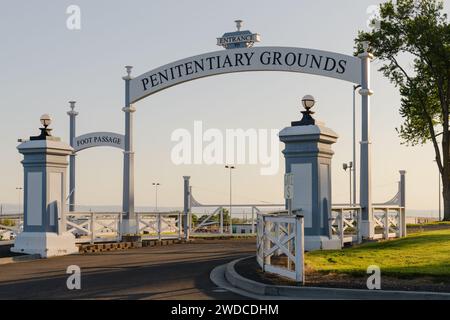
[279, 122, 339, 139]
[17, 139, 73, 154]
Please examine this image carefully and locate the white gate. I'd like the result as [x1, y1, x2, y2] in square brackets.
[256, 213, 304, 283]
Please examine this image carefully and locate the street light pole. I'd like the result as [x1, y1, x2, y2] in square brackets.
[343, 162, 353, 207]
[152, 182, 160, 212]
[353, 85, 361, 206]
[225, 165, 235, 234]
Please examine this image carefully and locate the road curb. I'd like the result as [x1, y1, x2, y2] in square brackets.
[0, 254, 41, 265]
[225, 256, 450, 300]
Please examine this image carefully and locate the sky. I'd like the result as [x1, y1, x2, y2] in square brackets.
[0, 0, 448, 214]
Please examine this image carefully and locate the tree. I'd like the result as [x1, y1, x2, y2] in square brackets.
[356, 0, 450, 220]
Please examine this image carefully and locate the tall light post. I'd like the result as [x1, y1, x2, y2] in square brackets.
[343, 162, 353, 206]
[352, 85, 361, 206]
[15, 187, 23, 214]
[152, 182, 160, 212]
[225, 165, 235, 234]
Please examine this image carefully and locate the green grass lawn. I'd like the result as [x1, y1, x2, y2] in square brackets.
[305, 229, 450, 279]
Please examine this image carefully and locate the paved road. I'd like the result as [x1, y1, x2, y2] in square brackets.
[0, 238, 255, 300]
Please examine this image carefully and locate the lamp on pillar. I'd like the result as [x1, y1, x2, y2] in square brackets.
[30, 114, 56, 141]
[292, 95, 316, 126]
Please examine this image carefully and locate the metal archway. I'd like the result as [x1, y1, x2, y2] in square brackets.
[120, 44, 374, 238]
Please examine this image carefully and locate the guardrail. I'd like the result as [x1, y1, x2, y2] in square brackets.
[256, 213, 304, 283]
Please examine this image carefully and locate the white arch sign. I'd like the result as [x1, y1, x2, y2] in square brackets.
[129, 46, 361, 103]
[73, 132, 125, 152]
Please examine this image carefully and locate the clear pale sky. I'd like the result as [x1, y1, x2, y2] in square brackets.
[0, 0, 448, 214]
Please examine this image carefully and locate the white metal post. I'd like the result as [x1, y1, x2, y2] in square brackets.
[263, 217, 271, 267]
[251, 207, 255, 234]
[183, 176, 190, 239]
[67, 101, 78, 212]
[90, 212, 95, 244]
[122, 66, 136, 235]
[339, 208, 344, 248]
[158, 213, 161, 241]
[178, 211, 182, 240]
[358, 42, 374, 239]
[295, 215, 304, 284]
[220, 207, 224, 234]
[384, 209, 389, 239]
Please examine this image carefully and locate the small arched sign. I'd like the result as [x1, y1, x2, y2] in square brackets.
[73, 132, 125, 152]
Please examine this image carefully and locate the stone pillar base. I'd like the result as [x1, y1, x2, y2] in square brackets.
[360, 220, 374, 240]
[304, 235, 342, 251]
[11, 232, 78, 258]
[121, 218, 138, 235]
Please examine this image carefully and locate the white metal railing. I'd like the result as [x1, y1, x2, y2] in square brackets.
[65, 211, 185, 243]
[66, 212, 121, 244]
[136, 212, 182, 240]
[330, 206, 362, 246]
[0, 215, 23, 240]
[373, 206, 406, 239]
[256, 213, 304, 283]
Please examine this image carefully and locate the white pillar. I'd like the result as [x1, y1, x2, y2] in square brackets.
[67, 101, 78, 212]
[122, 66, 137, 234]
[12, 117, 78, 258]
[358, 42, 374, 239]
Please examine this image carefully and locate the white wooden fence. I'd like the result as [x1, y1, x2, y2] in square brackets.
[66, 212, 121, 243]
[137, 212, 182, 240]
[0, 215, 23, 240]
[65, 212, 183, 243]
[330, 206, 362, 246]
[256, 213, 304, 283]
[372, 206, 406, 239]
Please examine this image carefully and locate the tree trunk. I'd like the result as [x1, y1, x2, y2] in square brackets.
[443, 178, 450, 221]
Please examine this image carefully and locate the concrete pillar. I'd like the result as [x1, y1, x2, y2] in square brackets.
[67, 101, 78, 212]
[11, 115, 78, 258]
[279, 97, 341, 251]
[358, 42, 375, 239]
[122, 66, 137, 234]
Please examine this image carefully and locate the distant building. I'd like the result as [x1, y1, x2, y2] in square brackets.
[233, 223, 255, 234]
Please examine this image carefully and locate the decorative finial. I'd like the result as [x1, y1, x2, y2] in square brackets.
[291, 95, 316, 126]
[69, 101, 76, 111]
[362, 41, 370, 52]
[125, 65, 133, 77]
[235, 19, 243, 31]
